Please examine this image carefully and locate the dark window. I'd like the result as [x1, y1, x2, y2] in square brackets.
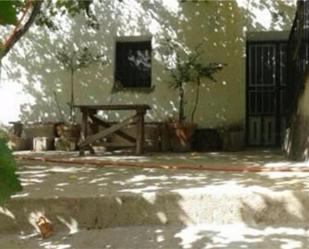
[115, 40, 151, 88]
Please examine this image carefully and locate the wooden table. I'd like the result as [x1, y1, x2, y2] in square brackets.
[75, 104, 151, 155]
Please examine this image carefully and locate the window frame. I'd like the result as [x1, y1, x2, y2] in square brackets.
[113, 36, 153, 92]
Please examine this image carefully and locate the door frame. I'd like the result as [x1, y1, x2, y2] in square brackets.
[245, 40, 288, 147]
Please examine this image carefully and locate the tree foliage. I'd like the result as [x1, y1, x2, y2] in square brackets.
[0, 1, 17, 25]
[161, 40, 225, 123]
[35, 0, 98, 30]
[0, 0, 97, 59]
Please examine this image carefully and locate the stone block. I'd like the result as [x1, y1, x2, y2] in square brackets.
[33, 137, 54, 151]
[24, 123, 56, 139]
[7, 136, 31, 151]
[54, 137, 78, 151]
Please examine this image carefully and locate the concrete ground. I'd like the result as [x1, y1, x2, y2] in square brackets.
[1, 224, 309, 249]
[1, 149, 309, 248]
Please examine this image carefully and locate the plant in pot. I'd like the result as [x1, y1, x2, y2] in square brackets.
[55, 46, 107, 150]
[160, 40, 225, 151]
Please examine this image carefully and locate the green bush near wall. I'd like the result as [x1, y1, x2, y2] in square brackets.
[0, 139, 22, 204]
[0, 128, 8, 142]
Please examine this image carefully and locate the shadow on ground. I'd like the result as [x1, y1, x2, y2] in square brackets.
[1, 150, 309, 248]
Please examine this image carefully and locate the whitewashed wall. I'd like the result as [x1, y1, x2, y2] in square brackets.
[0, 0, 296, 128]
[298, 74, 309, 116]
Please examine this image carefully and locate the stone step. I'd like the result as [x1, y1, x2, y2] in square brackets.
[1, 188, 309, 234]
[2, 160, 309, 235]
[1, 224, 309, 249]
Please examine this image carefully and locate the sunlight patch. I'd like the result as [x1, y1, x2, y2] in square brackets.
[39, 242, 71, 249]
[0, 207, 15, 219]
[57, 216, 79, 234]
[142, 192, 157, 204]
[119, 185, 161, 194]
[156, 211, 168, 224]
[11, 192, 29, 198]
[160, 0, 180, 14]
[175, 226, 204, 249]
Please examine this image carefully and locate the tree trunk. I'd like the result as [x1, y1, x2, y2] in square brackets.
[179, 84, 185, 122]
[70, 68, 75, 123]
[284, 77, 309, 161]
[284, 114, 309, 161]
[191, 76, 200, 124]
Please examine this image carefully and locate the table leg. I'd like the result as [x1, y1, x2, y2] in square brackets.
[136, 111, 145, 155]
[89, 146, 95, 155]
[79, 110, 88, 156]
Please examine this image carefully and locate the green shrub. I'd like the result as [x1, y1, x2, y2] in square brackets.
[0, 138, 22, 203]
[0, 128, 8, 142]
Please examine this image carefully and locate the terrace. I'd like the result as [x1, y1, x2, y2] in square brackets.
[1, 0, 309, 248]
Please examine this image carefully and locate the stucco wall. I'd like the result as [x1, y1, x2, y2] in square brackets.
[0, 0, 296, 128]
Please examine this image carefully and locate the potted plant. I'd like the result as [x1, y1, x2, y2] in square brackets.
[160, 40, 225, 151]
[164, 50, 195, 152]
[55, 46, 107, 150]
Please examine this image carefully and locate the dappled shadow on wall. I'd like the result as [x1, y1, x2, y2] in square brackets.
[1, 0, 296, 125]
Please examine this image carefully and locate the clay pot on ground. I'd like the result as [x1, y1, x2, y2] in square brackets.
[55, 123, 81, 151]
[56, 123, 80, 138]
[166, 121, 196, 152]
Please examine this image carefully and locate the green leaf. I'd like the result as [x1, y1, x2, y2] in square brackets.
[0, 41, 4, 58]
[0, 1, 18, 25]
[0, 139, 22, 204]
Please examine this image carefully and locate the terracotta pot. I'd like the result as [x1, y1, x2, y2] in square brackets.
[167, 122, 196, 152]
[56, 123, 80, 139]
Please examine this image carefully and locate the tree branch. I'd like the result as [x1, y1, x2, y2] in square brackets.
[1, 0, 42, 59]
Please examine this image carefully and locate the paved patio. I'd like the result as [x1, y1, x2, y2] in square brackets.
[0, 149, 309, 248]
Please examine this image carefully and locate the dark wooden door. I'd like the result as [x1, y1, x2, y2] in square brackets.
[246, 41, 287, 146]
